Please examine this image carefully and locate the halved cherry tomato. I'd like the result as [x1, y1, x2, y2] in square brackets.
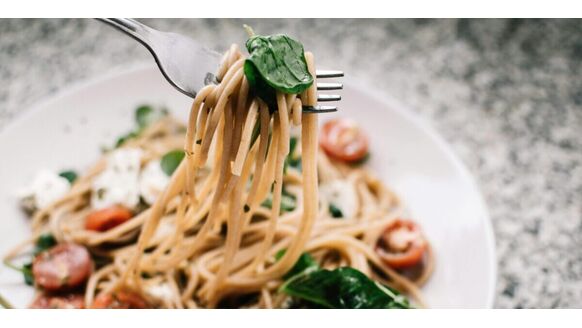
[30, 293, 85, 309]
[32, 243, 93, 291]
[375, 219, 427, 269]
[85, 206, 133, 232]
[91, 290, 149, 309]
[320, 118, 369, 163]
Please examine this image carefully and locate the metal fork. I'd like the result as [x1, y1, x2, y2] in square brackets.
[97, 18, 343, 113]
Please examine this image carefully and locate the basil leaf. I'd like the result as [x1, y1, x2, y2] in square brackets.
[35, 233, 57, 254]
[244, 34, 313, 105]
[114, 130, 139, 148]
[281, 267, 411, 309]
[136, 105, 167, 129]
[160, 150, 185, 176]
[261, 190, 296, 213]
[22, 263, 34, 286]
[329, 203, 344, 218]
[58, 170, 78, 184]
[3, 260, 34, 286]
[275, 250, 319, 280]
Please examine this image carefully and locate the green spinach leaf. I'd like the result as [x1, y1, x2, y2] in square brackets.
[275, 250, 319, 280]
[280, 267, 411, 309]
[35, 233, 57, 254]
[160, 150, 185, 176]
[244, 34, 313, 105]
[261, 189, 296, 213]
[136, 105, 168, 129]
[58, 170, 78, 184]
[328, 203, 344, 218]
[22, 263, 34, 286]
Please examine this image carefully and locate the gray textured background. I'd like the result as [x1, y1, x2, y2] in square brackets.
[1, 19, 581, 308]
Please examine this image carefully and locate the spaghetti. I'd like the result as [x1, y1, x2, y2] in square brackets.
[4, 41, 434, 309]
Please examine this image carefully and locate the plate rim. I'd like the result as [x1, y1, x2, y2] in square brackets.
[0, 63, 497, 308]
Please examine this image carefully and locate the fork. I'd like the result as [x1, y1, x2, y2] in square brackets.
[97, 18, 343, 113]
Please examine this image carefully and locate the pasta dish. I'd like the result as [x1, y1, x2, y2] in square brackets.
[2, 31, 434, 309]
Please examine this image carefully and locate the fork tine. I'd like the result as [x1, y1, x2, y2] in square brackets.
[302, 105, 338, 113]
[316, 70, 344, 78]
[317, 82, 343, 90]
[317, 94, 341, 102]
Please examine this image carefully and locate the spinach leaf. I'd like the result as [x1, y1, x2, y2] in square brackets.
[35, 233, 57, 254]
[110, 105, 168, 150]
[280, 267, 411, 309]
[58, 170, 78, 184]
[22, 263, 34, 286]
[328, 203, 344, 218]
[3, 260, 34, 286]
[160, 150, 185, 176]
[275, 250, 319, 280]
[3, 234, 57, 286]
[114, 130, 139, 148]
[261, 189, 296, 213]
[136, 105, 167, 129]
[284, 137, 302, 174]
[244, 34, 313, 105]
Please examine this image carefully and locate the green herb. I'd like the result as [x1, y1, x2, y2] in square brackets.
[328, 203, 344, 218]
[58, 170, 78, 184]
[285, 137, 302, 173]
[160, 150, 186, 176]
[114, 130, 139, 148]
[136, 105, 167, 129]
[275, 250, 319, 280]
[3, 234, 57, 286]
[261, 189, 296, 213]
[34, 233, 57, 254]
[3, 260, 34, 286]
[249, 120, 261, 147]
[244, 34, 313, 106]
[112, 105, 168, 149]
[289, 137, 298, 155]
[280, 267, 411, 309]
[22, 263, 34, 286]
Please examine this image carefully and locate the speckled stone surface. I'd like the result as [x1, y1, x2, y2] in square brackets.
[0, 18, 581, 308]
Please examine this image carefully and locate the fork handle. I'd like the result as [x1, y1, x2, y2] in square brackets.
[97, 18, 153, 48]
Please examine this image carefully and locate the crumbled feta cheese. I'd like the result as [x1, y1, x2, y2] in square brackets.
[145, 282, 174, 302]
[91, 148, 142, 210]
[139, 160, 170, 205]
[152, 219, 176, 241]
[319, 180, 358, 219]
[17, 169, 71, 210]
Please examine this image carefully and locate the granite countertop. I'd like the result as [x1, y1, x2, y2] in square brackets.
[1, 19, 581, 308]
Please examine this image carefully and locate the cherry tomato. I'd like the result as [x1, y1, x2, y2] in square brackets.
[91, 290, 149, 309]
[85, 206, 133, 232]
[375, 219, 427, 269]
[32, 243, 93, 291]
[30, 293, 85, 309]
[320, 118, 369, 163]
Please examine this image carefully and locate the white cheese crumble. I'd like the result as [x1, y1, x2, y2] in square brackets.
[17, 169, 71, 210]
[152, 219, 176, 241]
[91, 148, 142, 210]
[139, 160, 170, 205]
[145, 282, 174, 302]
[319, 179, 358, 219]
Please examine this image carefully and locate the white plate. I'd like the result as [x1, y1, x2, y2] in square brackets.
[0, 64, 496, 308]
